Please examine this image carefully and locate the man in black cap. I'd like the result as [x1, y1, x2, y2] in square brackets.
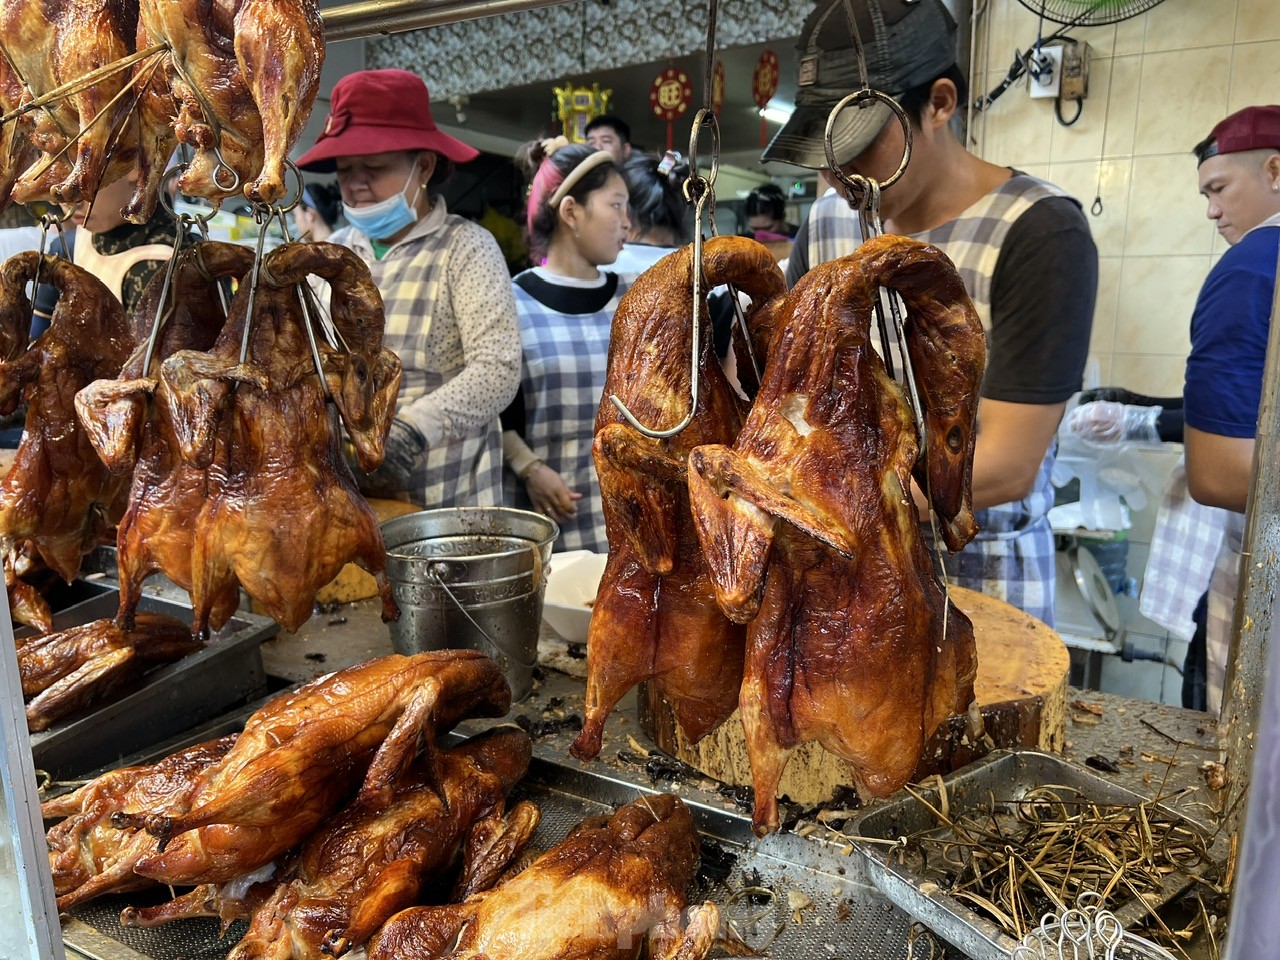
[766, 0, 1097, 627]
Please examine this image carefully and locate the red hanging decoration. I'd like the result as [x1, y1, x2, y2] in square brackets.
[711, 59, 726, 117]
[753, 49, 780, 147]
[650, 67, 693, 151]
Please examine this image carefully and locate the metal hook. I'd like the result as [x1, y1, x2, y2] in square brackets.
[210, 144, 240, 194]
[823, 88, 913, 196]
[239, 207, 273, 365]
[140, 223, 187, 377]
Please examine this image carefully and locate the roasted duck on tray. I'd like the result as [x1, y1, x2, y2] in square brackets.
[123, 727, 541, 960]
[368, 793, 719, 960]
[571, 236, 786, 761]
[687, 235, 985, 836]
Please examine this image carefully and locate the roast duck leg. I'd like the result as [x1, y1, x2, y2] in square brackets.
[44, 734, 236, 912]
[687, 235, 986, 836]
[111, 650, 512, 885]
[76, 241, 254, 633]
[570, 236, 786, 761]
[144, 241, 400, 634]
[122, 727, 541, 960]
[368, 793, 720, 960]
[125, 0, 325, 220]
[0, 253, 139, 632]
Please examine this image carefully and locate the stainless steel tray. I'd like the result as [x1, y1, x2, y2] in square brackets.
[26, 586, 276, 781]
[851, 750, 1210, 960]
[59, 712, 944, 960]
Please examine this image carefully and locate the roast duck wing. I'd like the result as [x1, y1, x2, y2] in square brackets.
[687, 235, 986, 836]
[0, 0, 141, 207]
[20, 611, 201, 731]
[125, 0, 325, 221]
[111, 650, 512, 886]
[0, 253, 140, 632]
[123, 728, 541, 960]
[570, 236, 786, 760]
[146, 241, 400, 634]
[44, 734, 235, 912]
[76, 240, 254, 633]
[368, 793, 719, 960]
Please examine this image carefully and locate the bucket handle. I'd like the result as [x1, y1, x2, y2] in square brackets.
[426, 562, 540, 670]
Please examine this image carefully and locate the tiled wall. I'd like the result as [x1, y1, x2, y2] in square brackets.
[971, 0, 1280, 704]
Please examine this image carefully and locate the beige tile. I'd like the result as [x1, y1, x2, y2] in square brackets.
[1134, 47, 1232, 156]
[1091, 257, 1121, 355]
[1229, 40, 1280, 113]
[1237, 0, 1280, 43]
[1110, 353, 1187, 395]
[983, 1, 1044, 69]
[1125, 155, 1216, 256]
[1086, 352, 1113, 384]
[1142, 0, 1238, 52]
[1018, 162, 1052, 181]
[1114, 255, 1207, 355]
[1049, 158, 1131, 255]
[1101, 56, 1143, 158]
[1049, 55, 1114, 164]
[977, 77, 1058, 167]
[1114, 11, 1149, 55]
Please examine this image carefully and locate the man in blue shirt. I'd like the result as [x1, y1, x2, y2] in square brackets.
[1183, 105, 1280, 711]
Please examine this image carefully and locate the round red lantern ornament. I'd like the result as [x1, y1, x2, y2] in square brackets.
[650, 67, 693, 150]
[753, 50, 780, 145]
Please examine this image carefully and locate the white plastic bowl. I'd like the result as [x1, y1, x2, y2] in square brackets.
[541, 551, 607, 643]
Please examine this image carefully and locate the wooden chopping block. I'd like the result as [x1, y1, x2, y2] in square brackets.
[639, 585, 1068, 806]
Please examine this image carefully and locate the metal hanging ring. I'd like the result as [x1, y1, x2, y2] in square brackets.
[822, 88, 913, 193]
[158, 166, 220, 228]
[210, 144, 240, 194]
[684, 108, 720, 200]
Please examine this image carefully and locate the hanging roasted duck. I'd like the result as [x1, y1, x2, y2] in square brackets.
[123, 727, 542, 960]
[76, 241, 254, 632]
[112, 651, 512, 886]
[368, 793, 720, 960]
[44, 734, 236, 912]
[0, 252, 140, 632]
[125, 0, 325, 221]
[21, 612, 201, 730]
[570, 236, 786, 761]
[686, 235, 985, 837]
[147, 241, 401, 634]
[0, 0, 143, 208]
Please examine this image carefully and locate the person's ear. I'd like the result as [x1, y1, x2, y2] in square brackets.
[416, 150, 438, 187]
[1265, 152, 1280, 191]
[927, 78, 958, 129]
[557, 195, 582, 234]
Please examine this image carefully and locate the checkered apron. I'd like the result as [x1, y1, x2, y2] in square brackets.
[330, 219, 504, 509]
[1205, 513, 1245, 713]
[805, 174, 1071, 625]
[505, 274, 627, 552]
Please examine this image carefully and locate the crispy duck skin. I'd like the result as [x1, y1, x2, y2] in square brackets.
[2, 0, 142, 207]
[570, 237, 786, 761]
[0, 253, 139, 631]
[113, 651, 512, 886]
[156, 241, 400, 634]
[122, 728, 541, 960]
[76, 241, 255, 633]
[21, 612, 202, 731]
[368, 793, 719, 960]
[44, 735, 235, 912]
[125, 0, 325, 220]
[687, 236, 985, 836]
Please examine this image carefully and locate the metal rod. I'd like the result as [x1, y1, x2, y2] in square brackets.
[321, 0, 582, 43]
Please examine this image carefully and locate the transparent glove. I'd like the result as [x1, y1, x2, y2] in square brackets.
[1068, 401, 1162, 446]
[347, 417, 425, 498]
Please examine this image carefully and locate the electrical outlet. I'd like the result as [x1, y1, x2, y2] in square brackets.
[1028, 45, 1063, 100]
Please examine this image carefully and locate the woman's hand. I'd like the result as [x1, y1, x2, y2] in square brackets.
[523, 462, 581, 523]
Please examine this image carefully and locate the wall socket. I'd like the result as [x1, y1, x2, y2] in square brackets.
[1028, 45, 1064, 100]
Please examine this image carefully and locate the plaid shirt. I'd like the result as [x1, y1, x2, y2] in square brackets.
[803, 174, 1074, 625]
[505, 272, 628, 552]
[330, 200, 521, 508]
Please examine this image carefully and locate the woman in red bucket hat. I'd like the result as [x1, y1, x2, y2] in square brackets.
[298, 69, 521, 509]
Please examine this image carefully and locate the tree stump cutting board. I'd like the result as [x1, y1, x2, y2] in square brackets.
[639, 586, 1068, 806]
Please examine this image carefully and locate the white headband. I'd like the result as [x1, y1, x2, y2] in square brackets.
[549, 149, 615, 208]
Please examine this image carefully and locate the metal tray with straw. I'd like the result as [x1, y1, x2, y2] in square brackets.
[851, 750, 1216, 960]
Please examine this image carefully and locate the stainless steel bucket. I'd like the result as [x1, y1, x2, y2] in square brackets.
[380, 508, 558, 700]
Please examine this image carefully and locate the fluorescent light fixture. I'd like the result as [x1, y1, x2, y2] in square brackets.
[760, 101, 793, 125]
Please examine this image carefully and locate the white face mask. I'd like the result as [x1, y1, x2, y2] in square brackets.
[342, 156, 422, 241]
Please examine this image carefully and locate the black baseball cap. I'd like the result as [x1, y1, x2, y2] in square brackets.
[762, 0, 959, 170]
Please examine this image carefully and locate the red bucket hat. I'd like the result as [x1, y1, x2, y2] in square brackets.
[297, 69, 479, 172]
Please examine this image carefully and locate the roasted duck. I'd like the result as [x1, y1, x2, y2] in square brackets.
[0, 253, 139, 631]
[76, 241, 254, 632]
[687, 236, 985, 836]
[571, 237, 786, 760]
[113, 650, 512, 885]
[21, 612, 201, 731]
[368, 793, 719, 960]
[1, 0, 141, 206]
[123, 727, 541, 960]
[155, 241, 400, 634]
[125, 0, 325, 220]
[44, 735, 235, 912]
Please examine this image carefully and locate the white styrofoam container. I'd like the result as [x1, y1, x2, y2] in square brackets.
[541, 551, 607, 643]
